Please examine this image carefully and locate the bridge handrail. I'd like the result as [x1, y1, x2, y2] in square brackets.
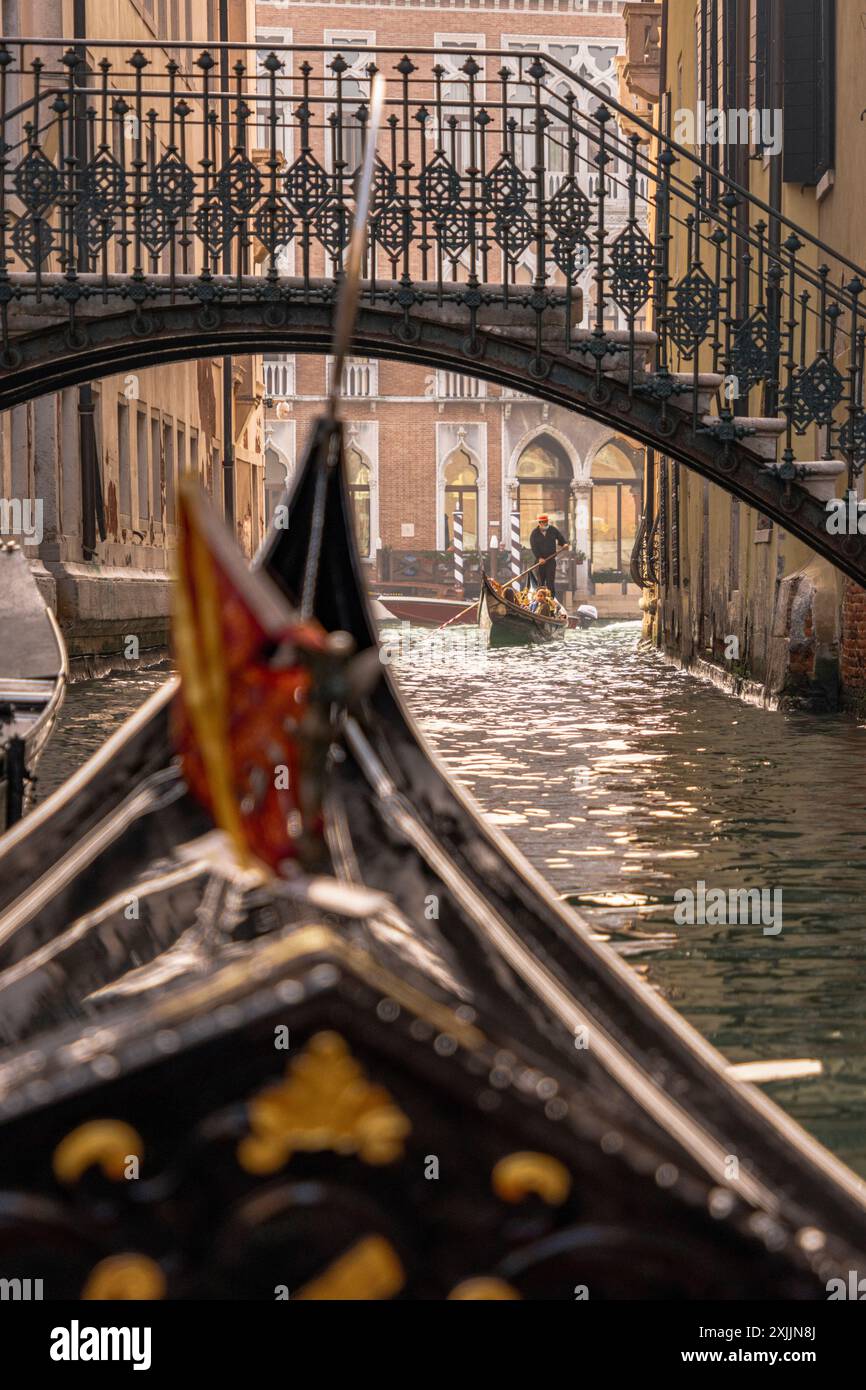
[4, 35, 864, 291]
[0, 36, 864, 488]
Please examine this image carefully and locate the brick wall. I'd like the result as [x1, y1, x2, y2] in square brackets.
[841, 579, 866, 711]
[257, 3, 625, 50]
[287, 356, 502, 552]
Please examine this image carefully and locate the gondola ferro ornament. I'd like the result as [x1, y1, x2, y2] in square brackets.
[170, 75, 389, 879]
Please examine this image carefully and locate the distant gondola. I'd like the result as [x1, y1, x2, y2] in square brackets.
[0, 541, 66, 829]
[477, 572, 568, 647]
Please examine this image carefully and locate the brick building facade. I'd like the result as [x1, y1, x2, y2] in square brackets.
[2, 0, 265, 664]
[257, 0, 645, 610]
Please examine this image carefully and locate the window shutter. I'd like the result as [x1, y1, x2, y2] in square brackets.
[783, 0, 835, 185]
[754, 0, 769, 117]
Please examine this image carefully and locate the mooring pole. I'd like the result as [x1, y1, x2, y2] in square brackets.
[452, 510, 464, 595]
[510, 509, 521, 579]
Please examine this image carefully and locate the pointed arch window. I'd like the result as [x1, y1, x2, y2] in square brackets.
[347, 444, 371, 556]
[444, 446, 479, 550]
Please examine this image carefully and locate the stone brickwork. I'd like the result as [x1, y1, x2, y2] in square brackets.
[841, 580, 866, 715]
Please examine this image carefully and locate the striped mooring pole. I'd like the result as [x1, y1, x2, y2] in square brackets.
[452, 510, 464, 593]
[510, 510, 521, 579]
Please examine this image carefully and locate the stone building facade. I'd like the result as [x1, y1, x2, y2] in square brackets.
[642, 0, 866, 711]
[0, 0, 265, 666]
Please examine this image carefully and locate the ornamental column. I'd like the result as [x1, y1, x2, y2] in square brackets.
[571, 479, 593, 593]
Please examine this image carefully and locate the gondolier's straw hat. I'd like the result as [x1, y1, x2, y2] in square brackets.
[537, 514, 549, 523]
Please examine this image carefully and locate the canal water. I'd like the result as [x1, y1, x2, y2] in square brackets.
[40, 623, 866, 1177]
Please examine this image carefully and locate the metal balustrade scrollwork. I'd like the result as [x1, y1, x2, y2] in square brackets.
[0, 38, 865, 523]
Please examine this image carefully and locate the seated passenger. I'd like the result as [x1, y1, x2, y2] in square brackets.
[532, 586, 554, 616]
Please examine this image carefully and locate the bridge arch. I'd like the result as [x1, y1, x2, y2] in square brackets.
[1, 297, 863, 584]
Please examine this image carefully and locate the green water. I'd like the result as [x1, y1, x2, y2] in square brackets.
[42, 625, 866, 1176]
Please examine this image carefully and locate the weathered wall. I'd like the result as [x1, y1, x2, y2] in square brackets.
[0, 0, 265, 664]
[647, 0, 850, 709]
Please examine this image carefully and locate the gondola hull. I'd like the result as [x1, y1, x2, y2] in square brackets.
[477, 573, 568, 647]
[0, 426, 866, 1297]
[0, 544, 67, 828]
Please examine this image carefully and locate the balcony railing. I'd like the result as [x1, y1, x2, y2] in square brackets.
[325, 357, 378, 397]
[436, 371, 487, 400]
[263, 356, 295, 401]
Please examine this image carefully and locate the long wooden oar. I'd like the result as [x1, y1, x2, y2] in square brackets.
[501, 544, 570, 592]
[434, 597, 481, 632]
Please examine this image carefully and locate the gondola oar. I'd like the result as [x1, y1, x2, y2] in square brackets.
[300, 72, 385, 620]
[432, 598, 481, 632]
[507, 543, 570, 590]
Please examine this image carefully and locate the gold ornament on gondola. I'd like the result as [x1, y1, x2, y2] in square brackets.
[52, 1120, 144, 1185]
[295, 1236, 405, 1301]
[491, 1151, 572, 1206]
[448, 1277, 522, 1300]
[82, 1253, 166, 1300]
[237, 1031, 411, 1174]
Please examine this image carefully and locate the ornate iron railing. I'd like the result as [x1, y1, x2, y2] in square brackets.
[0, 38, 864, 486]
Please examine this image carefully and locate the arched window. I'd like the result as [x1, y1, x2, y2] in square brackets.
[264, 446, 288, 528]
[590, 442, 643, 580]
[347, 445, 371, 557]
[515, 435, 573, 545]
[444, 447, 479, 550]
[546, 81, 572, 178]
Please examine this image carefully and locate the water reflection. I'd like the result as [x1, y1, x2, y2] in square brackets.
[40, 628, 866, 1175]
[391, 621, 866, 1177]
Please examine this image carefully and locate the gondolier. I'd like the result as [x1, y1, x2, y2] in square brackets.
[529, 515, 567, 598]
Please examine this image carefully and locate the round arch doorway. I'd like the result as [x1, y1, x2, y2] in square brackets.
[515, 434, 573, 546]
[590, 440, 644, 587]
